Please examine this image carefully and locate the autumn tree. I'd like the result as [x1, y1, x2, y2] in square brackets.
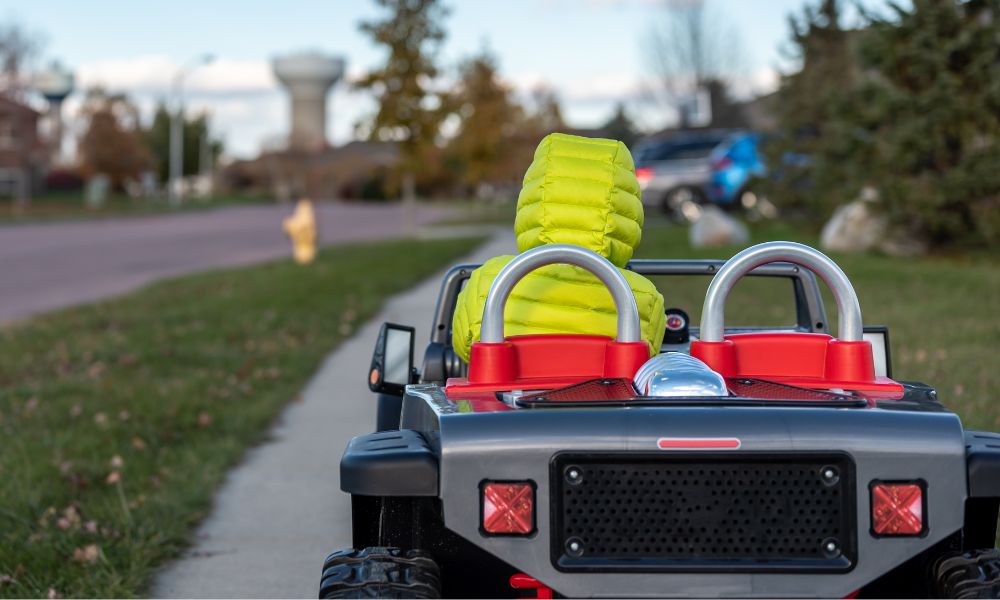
[77, 89, 153, 188]
[356, 0, 450, 194]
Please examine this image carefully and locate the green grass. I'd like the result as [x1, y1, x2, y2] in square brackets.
[635, 218, 1000, 431]
[1, 192, 269, 225]
[0, 236, 483, 598]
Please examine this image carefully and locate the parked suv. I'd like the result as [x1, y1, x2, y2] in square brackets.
[635, 130, 766, 219]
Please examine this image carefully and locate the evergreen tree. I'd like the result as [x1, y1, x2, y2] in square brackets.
[770, 0, 1000, 248]
[356, 0, 450, 193]
[144, 103, 222, 183]
[764, 0, 856, 215]
[600, 103, 639, 148]
[446, 50, 525, 190]
[833, 0, 1000, 247]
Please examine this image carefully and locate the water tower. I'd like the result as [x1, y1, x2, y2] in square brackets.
[272, 52, 345, 152]
[34, 61, 74, 165]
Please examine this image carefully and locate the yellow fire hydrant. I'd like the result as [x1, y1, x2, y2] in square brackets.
[283, 198, 317, 264]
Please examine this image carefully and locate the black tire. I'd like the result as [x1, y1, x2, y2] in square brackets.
[320, 547, 441, 599]
[935, 549, 1000, 599]
[662, 186, 704, 223]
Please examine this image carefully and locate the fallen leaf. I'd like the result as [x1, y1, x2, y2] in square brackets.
[72, 544, 100, 564]
[87, 362, 106, 379]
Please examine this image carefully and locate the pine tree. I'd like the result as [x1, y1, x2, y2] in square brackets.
[446, 50, 525, 190]
[356, 0, 450, 193]
[771, 0, 1000, 248]
[834, 0, 1000, 247]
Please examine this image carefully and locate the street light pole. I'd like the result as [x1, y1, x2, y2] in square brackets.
[168, 54, 214, 207]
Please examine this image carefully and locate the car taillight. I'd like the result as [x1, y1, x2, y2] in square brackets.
[711, 157, 733, 171]
[635, 167, 653, 183]
[871, 481, 924, 536]
[482, 481, 534, 535]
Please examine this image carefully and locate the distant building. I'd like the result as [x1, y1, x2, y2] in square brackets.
[220, 140, 399, 201]
[0, 95, 47, 201]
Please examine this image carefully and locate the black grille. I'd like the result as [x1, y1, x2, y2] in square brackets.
[551, 454, 856, 572]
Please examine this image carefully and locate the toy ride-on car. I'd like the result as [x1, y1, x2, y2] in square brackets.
[322, 241, 1000, 599]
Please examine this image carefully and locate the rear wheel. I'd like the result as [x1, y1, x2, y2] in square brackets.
[935, 549, 1000, 599]
[662, 186, 703, 223]
[320, 547, 441, 599]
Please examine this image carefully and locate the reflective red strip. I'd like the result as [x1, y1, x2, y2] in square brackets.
[657, 437, 742, 450]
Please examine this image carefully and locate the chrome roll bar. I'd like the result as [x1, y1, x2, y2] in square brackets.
[480, 244, 642, 344]
[699, 241, 863, 343]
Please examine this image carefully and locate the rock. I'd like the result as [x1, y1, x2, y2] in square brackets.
[820, 187, 928, 256]
[689, 205, 750, 248]
[820, 197, 887, 253]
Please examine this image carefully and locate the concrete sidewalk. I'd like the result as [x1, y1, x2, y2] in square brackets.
[151, 230, 515, 599]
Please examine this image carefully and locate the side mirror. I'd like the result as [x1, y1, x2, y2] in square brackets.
[863, 326, 893, 378]
[369, 322, 415, 396]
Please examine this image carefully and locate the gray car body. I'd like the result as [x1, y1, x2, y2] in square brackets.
[634, 131, 733, 209]
[639, 158, 713, 208]
[398, 384, 967, 598]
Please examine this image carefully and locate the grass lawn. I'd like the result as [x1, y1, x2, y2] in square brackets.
[0, 236, 483, 598]
[635, 218, 1000, 431]
[1, 192, 269, 225]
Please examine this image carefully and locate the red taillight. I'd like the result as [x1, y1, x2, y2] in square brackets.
[871, 482, 924, 536]
[711, 157, 733, 171]
[482, 481, 534, 535]
[635, 167, 653, 183]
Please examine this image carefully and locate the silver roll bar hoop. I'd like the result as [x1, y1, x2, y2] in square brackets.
[699, 241, 864, 343]
[480, 244, 642, 344]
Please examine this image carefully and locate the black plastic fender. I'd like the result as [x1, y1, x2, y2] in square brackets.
[340, 430, 438, 497]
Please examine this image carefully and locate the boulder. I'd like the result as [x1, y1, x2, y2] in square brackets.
[689, 205, 750, 248]
[820, 196, 887, 253]
[820, 187, 928, 256]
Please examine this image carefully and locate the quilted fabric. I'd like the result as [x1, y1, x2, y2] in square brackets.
[452, 133, 665, 362]
[514, 133, 643, 267]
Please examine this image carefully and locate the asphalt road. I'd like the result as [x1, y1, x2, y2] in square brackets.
[0, 202, 451, 323]
[150, 231, 514, 598]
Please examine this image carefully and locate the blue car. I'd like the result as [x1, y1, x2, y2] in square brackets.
[707, 132, 767, 207]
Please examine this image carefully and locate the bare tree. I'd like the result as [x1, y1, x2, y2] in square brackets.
[0, 21, 43, 99]
[642, 0, 745, 128]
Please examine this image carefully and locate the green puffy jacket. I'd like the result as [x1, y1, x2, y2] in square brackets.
[452, 133, 666, 362]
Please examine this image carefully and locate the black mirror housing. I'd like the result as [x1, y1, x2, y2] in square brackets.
[369, 322, 416, 396]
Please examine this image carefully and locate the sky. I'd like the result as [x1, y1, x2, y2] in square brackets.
[3, 0, 814, 159]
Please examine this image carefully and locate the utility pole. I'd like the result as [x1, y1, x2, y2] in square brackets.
[168, 54, 214, 206]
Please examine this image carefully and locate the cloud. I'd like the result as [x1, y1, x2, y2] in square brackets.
[77, 55, 278, 96]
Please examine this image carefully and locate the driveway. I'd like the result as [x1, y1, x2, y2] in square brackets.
[0, 202, 450, 323]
